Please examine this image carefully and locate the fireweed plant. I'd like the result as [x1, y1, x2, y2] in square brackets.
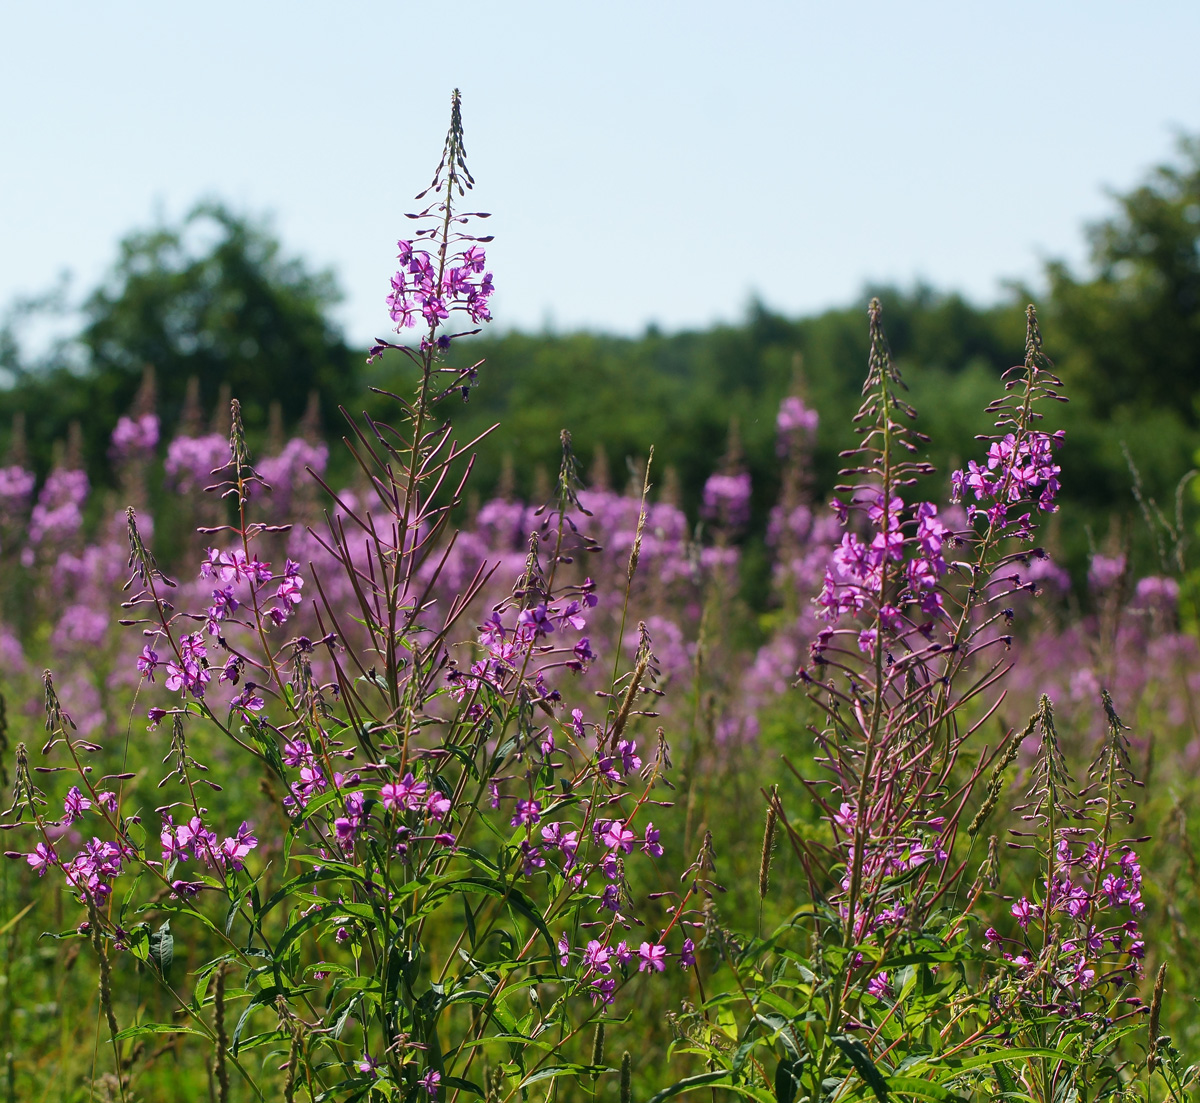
[3, 93, 691, 1102]
[662, 304, 1194, 1100]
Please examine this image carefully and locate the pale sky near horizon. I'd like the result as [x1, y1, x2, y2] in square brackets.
[2, 2, 1198, 352]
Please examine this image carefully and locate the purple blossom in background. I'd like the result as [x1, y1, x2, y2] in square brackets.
[109, 414, 160, 461]
[1133, 574, 1179, 612]
[257, 438, 329, 512]
[0, 465, 35, 519]
[29, 468, 89, 548]
[776, 395, 818, 448]
[165, 434, 228, 493]
[702, 471, 752, 530]
[52, 605, 109, 652]
[1088, 553, 1126, 592]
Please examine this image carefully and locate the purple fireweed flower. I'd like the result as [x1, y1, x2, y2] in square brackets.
[164, 633, 211, 698]
[511, 799, 542, 827]
[63, 786, 91, 824]
[602, 821, 636, 853]
[26, 842, 57, 876]
[642, 823, 663, 858]
[680, 938, 696, 969]
[867, 972, 891, 998]
[583, 939, 612, 975]
[283, 740, 313, 768]
[424, 790, 451, 822]
[1011, 897, 1035, 929]
[638, 942, 667, 972]
[165, 434, 227, 493]
[219, 822, 258, 870]
[420, 1070, 441, 1099]
[616, 739, 641, 774]
[230, 684, 264, 714]
[136, 645, 159, 681]
[381, 773, 428, 812]
[590, 976, 617, 1006]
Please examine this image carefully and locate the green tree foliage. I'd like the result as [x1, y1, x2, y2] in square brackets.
[0, 202, 358, 477]
[1039, 138, 1200, 530]
[1049, 136, 1200, 421]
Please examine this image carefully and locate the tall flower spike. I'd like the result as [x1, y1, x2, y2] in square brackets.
[423, 88, 475, 198]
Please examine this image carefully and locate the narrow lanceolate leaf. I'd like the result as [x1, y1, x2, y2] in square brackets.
[112, 1023, 208, 1041]
[832, 1036, 890, 1101]
[645, 1071, 733, 1103]
[882, 1077, 965, 1102]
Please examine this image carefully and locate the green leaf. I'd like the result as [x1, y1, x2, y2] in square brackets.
[832, 1035, 890, 1101]
[645, 1071, 732, 1103]
[112, 1023, 208, 1041]
[149, 920, 173, 976]
[925, 1048, 1079, 1074]
[884, 1077, 963, 1101]
[775, 1058, 799, 1103]
[518, 1064, 612, 1088]
[260, 863, 373, 916]
[461, 893, 477, 949]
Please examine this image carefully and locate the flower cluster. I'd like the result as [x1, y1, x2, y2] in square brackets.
[109, 413, 160, 461]
[387, 239, 494, 331]
[951, 428, 1064, 530]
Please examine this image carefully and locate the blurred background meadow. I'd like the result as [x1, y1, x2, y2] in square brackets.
[4, 2, 1200, 1099]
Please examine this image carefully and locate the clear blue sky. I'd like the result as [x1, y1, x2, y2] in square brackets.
[2, 2, 1198, 349]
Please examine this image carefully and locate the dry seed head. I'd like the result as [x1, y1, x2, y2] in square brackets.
[214, 964, 230, 1103]
[759, 787, 779, 900]
[590, 1020, 605, 1067]
[626, 447, 655, 583]
[969, 712, 1035, 837]
[86, 894, 120, 1041]
[1148, 962, 1166, 1072]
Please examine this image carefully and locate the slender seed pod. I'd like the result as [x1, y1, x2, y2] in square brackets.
[620, 1051, 632, 1103]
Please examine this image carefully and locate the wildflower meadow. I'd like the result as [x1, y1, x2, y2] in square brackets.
[4, 91, 1200, 1103]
